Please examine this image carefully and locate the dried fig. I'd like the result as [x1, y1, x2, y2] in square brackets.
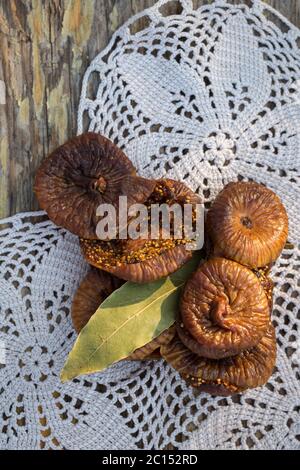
[135, 349, 161, 360]
[72, 268, 174, 360]
[35, 133, 155, 239]
[180, 258, 270, 358]
[161, 325, 276, 396]
[178, 263, 274, 358]
[71, 268, 124, 333]
[253, 266, 274, 311]
[80, 179, 201, 283]
[129, 326, 175, 361]
[206, 181, 288, 268]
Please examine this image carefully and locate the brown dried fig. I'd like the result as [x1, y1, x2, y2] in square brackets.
[72, 268, 174, 360]
[178, 263, 274, 358]
[133, 349, 161, 360]
[35, 133, 155, 239]
[206, 181, 288, 268]
[129, 326, 175, 361]
[253, 266, 274, 311]
[180, 258, 270, 359]
[80, 179, 201, 283]
[71, 268, 124, 333]
[161, 325, 276, 396]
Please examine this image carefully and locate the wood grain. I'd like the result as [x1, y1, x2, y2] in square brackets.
[0, 0, 299, 218]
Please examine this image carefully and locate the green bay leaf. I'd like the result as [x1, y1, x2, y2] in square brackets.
[61, 251, 202, 382]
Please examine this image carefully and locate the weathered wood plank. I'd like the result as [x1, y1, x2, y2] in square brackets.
[0, 0, 299, 218]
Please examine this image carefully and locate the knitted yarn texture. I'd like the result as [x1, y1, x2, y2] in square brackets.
[1, 0, 299, 449]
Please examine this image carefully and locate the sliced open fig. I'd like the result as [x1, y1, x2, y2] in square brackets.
[180, 258, 270, 359]
[206, 181, 288, 268]
[35, 133, 155, 239]
[80, 179, 201, 283]
[161, 325, 276, 396]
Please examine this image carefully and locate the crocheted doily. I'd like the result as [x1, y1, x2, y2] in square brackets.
[1, 0, 300, 450]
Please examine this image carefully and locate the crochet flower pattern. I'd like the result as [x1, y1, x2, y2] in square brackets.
[1, 0, 299, 450]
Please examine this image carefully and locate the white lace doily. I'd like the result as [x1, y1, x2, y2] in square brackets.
[1, 0, 300, 450]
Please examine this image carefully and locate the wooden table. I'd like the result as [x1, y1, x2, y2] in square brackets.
[0, 0, 299, 219]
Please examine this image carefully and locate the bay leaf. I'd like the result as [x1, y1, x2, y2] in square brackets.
[61, 251, 202, 382]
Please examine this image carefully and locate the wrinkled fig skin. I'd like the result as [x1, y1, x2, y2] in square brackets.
[81, 238, 193, 283]
[253, 267, 274, 311]
[80, 179, 201, 283]
[177, 267, 274, 358]
[35, 133, 155, 239]
[161, 325, 276, 396]
[176, 320, 233, 359]
[111, 244, 193, 283]
[129, 326, 176, 361]
[180, 258, 270, 359]
[206, 181, 288, 268]
[71, 268, 124, 334]
[135, 349, 161, 360]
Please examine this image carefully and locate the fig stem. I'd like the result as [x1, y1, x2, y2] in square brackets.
[210, 297, 232, 329]
[240, 216, 253, 229]
[93, 176, 107, 193]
